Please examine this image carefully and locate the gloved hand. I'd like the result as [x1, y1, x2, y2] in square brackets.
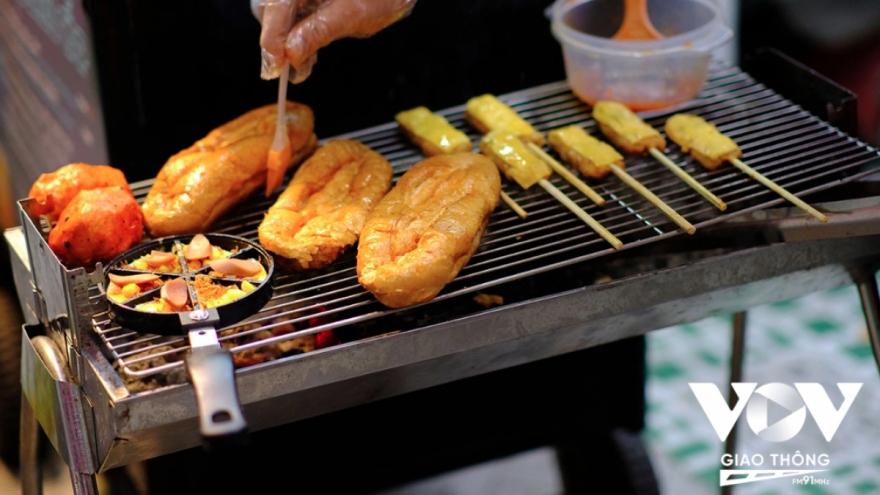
[253, 0, 417, 83]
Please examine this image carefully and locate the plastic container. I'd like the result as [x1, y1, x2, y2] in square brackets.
[550, 0, 733, 110]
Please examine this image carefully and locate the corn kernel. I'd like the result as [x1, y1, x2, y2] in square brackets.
[226, 289, 246, 301]
[122, 283, 140, 299]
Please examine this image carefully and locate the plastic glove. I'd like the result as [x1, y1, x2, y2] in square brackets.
[254, 0, 417, 83]
[252, 0, 319, 80]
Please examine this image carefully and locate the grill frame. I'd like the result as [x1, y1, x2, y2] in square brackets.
[11, 53, 880, 474]
[74, 60, 880, 383]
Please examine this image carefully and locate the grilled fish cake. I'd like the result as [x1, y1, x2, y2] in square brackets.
[592, 101, 666, 154]
[142, 102, 317, 237]
[29, 163, 131, 222]
[465, 94, 545, 146]
[48, 186, 144, 267]
[479, 130, 552, 189]
[395, 106, 472, 156]
[357, 152, 501, 308]
[258, 139, 393, 270]
[665, 114, 742, 170]
[547, 125, 624, 179]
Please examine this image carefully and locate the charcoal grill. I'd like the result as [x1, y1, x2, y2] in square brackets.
[7, 50, 880, 495]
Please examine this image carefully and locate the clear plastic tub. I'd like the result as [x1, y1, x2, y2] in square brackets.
[550, 0, 733, 110]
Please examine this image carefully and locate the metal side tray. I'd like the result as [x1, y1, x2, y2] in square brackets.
[16, 198, 106, 383]
[19, 325, 99, 495]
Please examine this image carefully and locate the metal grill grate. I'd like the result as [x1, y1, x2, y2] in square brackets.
[90, 61, 880, 383]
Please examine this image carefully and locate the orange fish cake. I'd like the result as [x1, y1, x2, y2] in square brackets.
[142, 102, 317, 237]
[259, 139, 393, 270]
[357, 152, 501, 308]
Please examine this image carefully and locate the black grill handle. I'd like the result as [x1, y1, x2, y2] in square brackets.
[184, 344, 249, 450]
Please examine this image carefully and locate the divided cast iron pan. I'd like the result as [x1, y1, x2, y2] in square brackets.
[103, 233, 275, 447]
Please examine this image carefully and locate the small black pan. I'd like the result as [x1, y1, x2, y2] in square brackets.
[103, 233, 274, 446]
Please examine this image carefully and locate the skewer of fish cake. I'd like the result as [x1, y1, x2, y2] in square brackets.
[547, 124, 623, 180]
[396, 106, 473, 156]
[465, 94, 546, 146]
[465, 94, 606, 206]
[396, 105, 527, 218]
[546, 124, 696, 235]
[480, 130, 623, 250]
[592, 101, 727, 211]
[666, 113, 827, 222]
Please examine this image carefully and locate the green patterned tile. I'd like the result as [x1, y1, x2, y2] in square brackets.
[673, 417, 691, 431]
[844, 342, 874, 360]
[854, 480, 879, 494]
[670, 441, 711, 461]
[697, 467, 720, 488]
[713, 313, 733, 324]
[697, 349, 723, 367]
[679, 323, 700, 335]
[806, 318, 842, 334]
[797, 483, 833, 495]
[767, 328, 794, 347]
[831, 464, 856, 476]
[826, 285, 854, 297]
[649, 361, 685, 380]
[644, 279, 880, 495]
[641, 427, 662, 443]
[770, 299, 800, 310]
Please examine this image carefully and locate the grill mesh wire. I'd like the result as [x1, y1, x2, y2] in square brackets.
[90, 61, 880, 383]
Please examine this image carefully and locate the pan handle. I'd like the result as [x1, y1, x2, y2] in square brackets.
[185, 329, 248, 448]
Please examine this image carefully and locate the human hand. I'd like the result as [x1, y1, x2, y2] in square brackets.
[253, 0, 417, 83]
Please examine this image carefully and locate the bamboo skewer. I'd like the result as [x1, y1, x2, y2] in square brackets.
[480, 130, 623, 250]
[664, 113, 826, 223]
[647, 147, 727, 211]
[463, 96, 622, 247]
[500, 191, 528, 219]
[540, 122, 695, 235]
[591, 101, 723, 214]
[526, 143, 606, 206]
[538, 179, 623, 250]
[609, 164, 696, 234]
[729, 158, 827, 222]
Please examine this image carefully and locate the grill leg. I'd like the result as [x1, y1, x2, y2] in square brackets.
[68, 469, 99, 495]
[555, 428, 659, 495]
[856, 273, 880, 374]
[21, 389, 99, 495]
[721, 311, 747, 495]
[21, 334, 99, 495]
[20, 391, 42, 495]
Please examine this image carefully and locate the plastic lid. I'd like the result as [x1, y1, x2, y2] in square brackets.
[550, 0, 733, 56]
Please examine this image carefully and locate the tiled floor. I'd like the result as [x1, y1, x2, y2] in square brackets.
[643, 282, 880, 495]
[3, 279, 878, 494]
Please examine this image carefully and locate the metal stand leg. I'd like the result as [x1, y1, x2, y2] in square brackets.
[21, 334, 99, 495]
[722, 311, 747, 495]
[856, 273, 880, 374]
[69, 467, 100, 495]
[22, 387, 99, 495]
[20, 391, 42, 495]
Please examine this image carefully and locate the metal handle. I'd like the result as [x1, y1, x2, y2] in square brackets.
[184, 336, 248, 446]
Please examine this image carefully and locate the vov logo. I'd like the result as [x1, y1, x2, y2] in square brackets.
[689, 383, 862, 442]
[690, 383, 862, 487]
